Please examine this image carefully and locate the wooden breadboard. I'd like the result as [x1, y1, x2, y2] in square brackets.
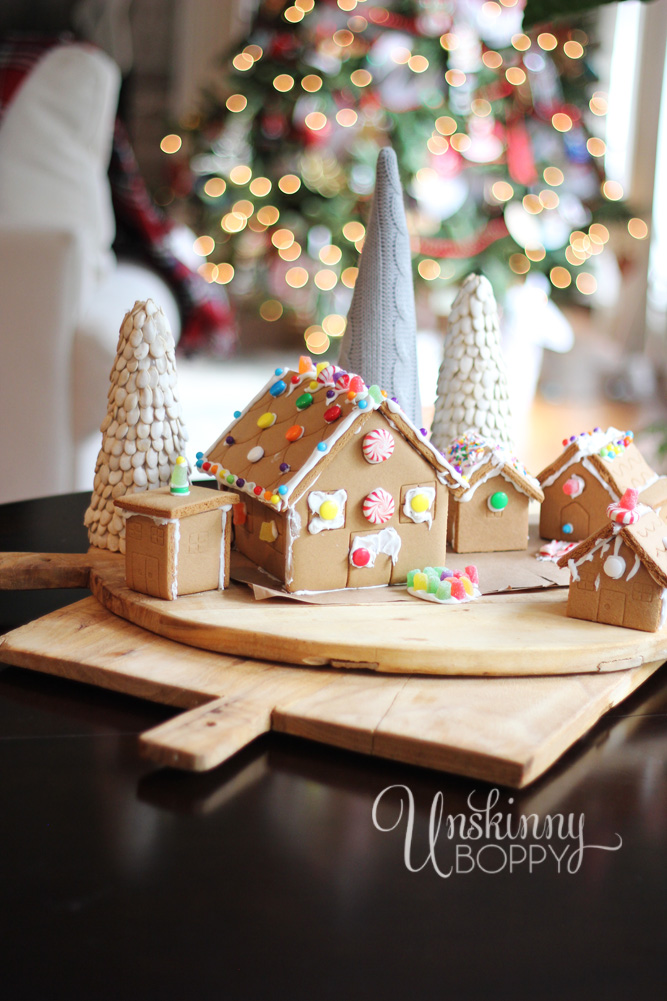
[88, 556, 667, 676]
[0, 596, 663, 787]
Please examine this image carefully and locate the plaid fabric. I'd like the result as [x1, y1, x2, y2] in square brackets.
[0, 32, 236, 357]
[0, 33, 74, 124]
[110, 119, 236, 357]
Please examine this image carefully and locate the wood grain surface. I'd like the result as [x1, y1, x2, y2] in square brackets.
[0, 597, 662, 786]
[85, 555, 667, 676]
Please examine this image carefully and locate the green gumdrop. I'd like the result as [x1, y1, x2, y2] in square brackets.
[367, 385, 383, 404]
[437, 581, 452, 601]
[427, 575, 439, 594]
[407, 570, 416, 588]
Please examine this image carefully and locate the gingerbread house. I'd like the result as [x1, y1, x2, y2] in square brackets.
[558, 490, 667, 632]
[115, 486, 237, 600]
[538, 428, 667, 542]
[196, 359, 463, 592]
[440, 432, 544, 553]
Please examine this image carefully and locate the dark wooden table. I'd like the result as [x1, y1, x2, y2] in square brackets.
[1, 493, 666, 1000]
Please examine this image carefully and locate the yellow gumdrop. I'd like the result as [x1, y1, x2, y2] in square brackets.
[413, 572, 428, 591]
[411, 493, 430, 513]
[257, 411, 276, 429]
[319, 500, 338, 521]
[461, 577, 474, 595]
[316, 361, 329, 375]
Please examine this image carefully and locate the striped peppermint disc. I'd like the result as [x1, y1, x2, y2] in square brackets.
[362, 428, 395, 464]
[362, 488, 395, 524]
[607, 502, 639, 525]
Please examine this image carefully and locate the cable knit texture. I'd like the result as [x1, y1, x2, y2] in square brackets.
[430, 273, 514, 452]
[338, 147, 421, 425]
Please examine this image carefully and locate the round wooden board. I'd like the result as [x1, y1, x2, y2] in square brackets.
[88, 560, 667, 677]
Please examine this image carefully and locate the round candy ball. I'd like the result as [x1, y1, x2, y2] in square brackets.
[410, 492, 430, 513]
[351, 547, 371, 568]
[319, 500, 339, 521]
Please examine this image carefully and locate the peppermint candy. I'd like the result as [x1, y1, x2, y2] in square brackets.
[362, 428, 395, 464]
[362, 488, 395, 524]
[607, 503, 639, 526]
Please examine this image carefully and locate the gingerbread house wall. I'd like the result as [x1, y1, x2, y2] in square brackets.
[567, 541, 662, 632]
[448, 473, 530, 553]
[540, 461, 612, 542]
[285, 410, 449, 592]
[232, 496, 289, 584]
[125, 508, 228, 599]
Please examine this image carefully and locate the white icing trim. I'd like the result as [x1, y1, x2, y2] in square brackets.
[595, 573, 600, 591]
[403, 486, 436, 529]
[307, 489, 347, 534]
[627, 554, 640, 581]
[568, 558, 580, 582]
[284, 507, 301, 588]
[171, 519, 180, 599]
[349, 527, 402, 567]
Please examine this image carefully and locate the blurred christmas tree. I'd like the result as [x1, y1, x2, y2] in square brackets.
[165, 0, 629, 354]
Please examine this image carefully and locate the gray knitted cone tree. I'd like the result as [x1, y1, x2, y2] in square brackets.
[84, 299, 190, 554]
[430, 274, 514, 453]
[337, 147, 422, 426]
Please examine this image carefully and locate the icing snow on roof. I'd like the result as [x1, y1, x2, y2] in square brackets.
[441, 431, 543, 501]
[560, 427, 633, 460]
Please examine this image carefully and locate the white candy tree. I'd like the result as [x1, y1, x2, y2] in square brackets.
[84, 299, 190, 553]
[430, 274, 514, 452]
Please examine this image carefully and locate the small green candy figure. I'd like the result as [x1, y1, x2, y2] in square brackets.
[170, 456, 190, 495]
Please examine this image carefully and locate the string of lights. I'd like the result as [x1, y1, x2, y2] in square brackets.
[157, 0, 648, 354]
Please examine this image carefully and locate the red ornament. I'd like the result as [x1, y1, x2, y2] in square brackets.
[352, 547, 371, 567]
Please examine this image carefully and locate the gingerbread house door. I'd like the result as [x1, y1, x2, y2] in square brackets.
[561, 500, 589, 539]
[347, 531, 394, 588]
[598, 588, 625, 626]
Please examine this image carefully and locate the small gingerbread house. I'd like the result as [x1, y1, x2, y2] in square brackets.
[196, 359, 463, 592]
[115, 486, 237, 600]
[440, 432, 544, 553]
[558, 491, 667, 632]
[538, 428, 667, 542]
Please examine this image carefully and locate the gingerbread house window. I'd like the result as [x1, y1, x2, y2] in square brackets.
[578, 579, 596, 592]
[187, 531, 210, 554]
[307, 489, 347, 534]
[150, 524, 165, 546]
[632, 584, 655, 603]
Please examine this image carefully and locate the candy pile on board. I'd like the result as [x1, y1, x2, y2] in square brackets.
[407, 565, 480, 604]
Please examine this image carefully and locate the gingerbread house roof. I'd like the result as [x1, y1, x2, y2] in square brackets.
[197, 359, 464, 514]
[440, 431, 544, 503]
[557, 505, 667, 589]
[538, 428, 664, 501]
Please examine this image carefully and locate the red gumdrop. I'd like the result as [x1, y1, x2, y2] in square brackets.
[465, 565, 479, 585]
[450, 580, 465, 600]
[451, 569, 463, 578]
[349, 375, 365, 393]
[352, 547, 371, 567]
[619, 488, 638, 510]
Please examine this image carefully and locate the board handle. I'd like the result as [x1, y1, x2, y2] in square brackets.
[0, 552, 96, 590]
[139, 695, 273, 771]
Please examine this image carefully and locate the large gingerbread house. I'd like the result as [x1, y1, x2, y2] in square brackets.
[440, 432, 544, 553]
[538, 428, 667, 542]
[558, 491, 667, 632]
[196, 359, 463, 592]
